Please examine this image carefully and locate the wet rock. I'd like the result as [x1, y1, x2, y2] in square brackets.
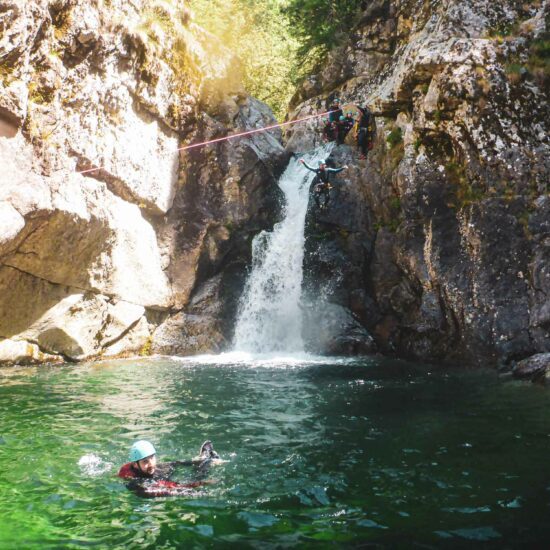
[302, 146, 377, 355]
[150, 272, 241, 355]
[102, 317, 151, 358]
[0, 265, 153, 361]
[151, 311, 226, 357]
[0, 338, 63, 365]
[303, 302, 376, 356]
[513, 353, 550, 385]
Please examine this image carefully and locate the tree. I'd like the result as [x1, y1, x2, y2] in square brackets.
[283, 0, 365, 70]
[189, 0, 300, 119]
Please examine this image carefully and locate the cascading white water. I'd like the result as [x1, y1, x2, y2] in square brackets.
[233, 144, 333, 353]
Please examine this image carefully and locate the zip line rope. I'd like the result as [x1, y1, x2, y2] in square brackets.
[77, 109, 335, 175]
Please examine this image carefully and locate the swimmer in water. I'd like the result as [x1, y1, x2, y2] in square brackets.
[118, 440, 220, 497]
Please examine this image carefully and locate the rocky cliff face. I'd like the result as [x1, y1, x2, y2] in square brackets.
[0, 0, 286, 364]
[287, 0, 549, 368]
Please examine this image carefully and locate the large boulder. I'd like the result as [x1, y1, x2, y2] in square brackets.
[513, 353, 550, 385]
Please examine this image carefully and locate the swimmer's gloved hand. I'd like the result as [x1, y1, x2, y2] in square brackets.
[198, 440, 220, 460]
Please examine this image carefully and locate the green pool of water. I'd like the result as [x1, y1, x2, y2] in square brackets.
[1, 355, 549, 548]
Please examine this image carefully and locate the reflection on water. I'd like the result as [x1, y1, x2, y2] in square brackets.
[1, 355, 549, 547]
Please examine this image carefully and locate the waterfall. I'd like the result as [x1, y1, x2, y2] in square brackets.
[233, 144, 333, 353]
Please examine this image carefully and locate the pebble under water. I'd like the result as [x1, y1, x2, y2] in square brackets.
[1, 355, 549, 548]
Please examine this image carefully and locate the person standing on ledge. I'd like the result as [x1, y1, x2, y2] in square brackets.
[118, 440, 220, 498]
[357, 105, 375, 160]
[328, 98, 343, 123]
[299, 158, 348, 210]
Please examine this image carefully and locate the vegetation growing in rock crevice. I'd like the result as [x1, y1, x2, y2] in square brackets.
[127, 1, 200, 95]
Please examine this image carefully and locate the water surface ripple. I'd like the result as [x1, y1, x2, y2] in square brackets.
[1, 356, 549, 548]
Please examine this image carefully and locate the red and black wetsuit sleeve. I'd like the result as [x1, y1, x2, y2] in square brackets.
[118, 462, 139, 478]
[126, 478, 206, 498]
[118, 460, 210, 497]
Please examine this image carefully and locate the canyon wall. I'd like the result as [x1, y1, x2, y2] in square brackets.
[287, 0, 549, 369]
[0, 0, 286, 364]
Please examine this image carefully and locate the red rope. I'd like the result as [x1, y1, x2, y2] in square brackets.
[77, 110, 333, 175]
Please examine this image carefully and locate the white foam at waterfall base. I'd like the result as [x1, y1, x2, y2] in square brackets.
[173, 351, 365, 369]
[233, 144, 334, 354]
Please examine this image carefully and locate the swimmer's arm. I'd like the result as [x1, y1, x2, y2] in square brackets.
[128, 479, 206, 498]
[299, 159, 317, 172]
[161, 458, 213, 475]
[167, 459, 195, 467]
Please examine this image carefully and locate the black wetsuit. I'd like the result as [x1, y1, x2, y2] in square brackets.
[357, 107, 373, 156]
[302, 160, 345, 209]
[118, 459, 211, 498]
[322, 121, 336, 142]
[337, 116, 355, 144]
[328, 104, 343, 123]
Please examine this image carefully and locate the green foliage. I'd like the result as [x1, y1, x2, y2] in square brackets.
[189, 0, 300, 120]
[389, 196, 401, 211]
[282, 0, 364, 72]
[505, 62, 524, 75]
[130, 1, 199, 97]
[188, 0, 365, 118]
[516, 209, 533, 239]
[133, 1, 188, 47]
[528, 35, 550, 82]
[139, 336, 153, 356]
[505, 62, 524, 84]
[374, 218, 400, 233]
[0, 63, 16, 86]
[386, 126, 402, 148]
[445, 161, 484, 208]
[487, 20, 517, 39]
[502, 34, 549, 87]
[27, 81, 54, 105]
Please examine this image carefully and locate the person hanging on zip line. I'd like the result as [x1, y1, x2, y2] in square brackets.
[118, 440, 221, 498]
[299, 158, 348, 210]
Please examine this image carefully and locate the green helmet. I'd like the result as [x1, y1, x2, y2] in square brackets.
[339, 115, 345, 121]
[318, 160, 326, 167]
[129, 440, 156, 462]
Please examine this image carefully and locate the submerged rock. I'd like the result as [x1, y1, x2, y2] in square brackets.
[512, 353, 550, 385]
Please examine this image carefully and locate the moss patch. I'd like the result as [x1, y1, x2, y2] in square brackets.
[27, 81, 55, 105]
[139, 336, 153, 356]
[446, 161, 484, 209]
[386, 126, 403, 148]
